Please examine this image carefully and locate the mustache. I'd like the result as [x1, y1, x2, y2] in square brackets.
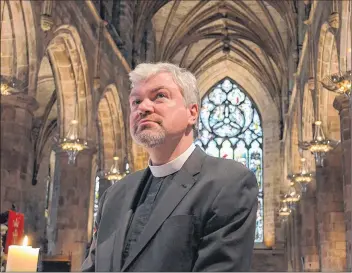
[133, 117, 163, 132]
[136, 116, 162, 125]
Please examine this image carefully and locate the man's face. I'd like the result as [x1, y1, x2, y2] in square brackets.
[129, 72, 196, 148]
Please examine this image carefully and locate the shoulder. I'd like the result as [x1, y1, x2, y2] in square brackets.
[202, 153, 257, 189]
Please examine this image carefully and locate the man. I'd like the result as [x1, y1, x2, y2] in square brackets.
[82, 63, 258, 272]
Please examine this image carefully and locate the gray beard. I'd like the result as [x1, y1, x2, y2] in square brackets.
[132, 127, 166, 148]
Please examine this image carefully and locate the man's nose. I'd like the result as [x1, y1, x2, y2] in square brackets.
[137, 99, 154, 115]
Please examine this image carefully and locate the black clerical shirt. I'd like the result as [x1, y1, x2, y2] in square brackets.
[121, 173, 175, 266]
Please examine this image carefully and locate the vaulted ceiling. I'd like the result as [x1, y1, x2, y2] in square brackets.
[146, 0, 297, 108]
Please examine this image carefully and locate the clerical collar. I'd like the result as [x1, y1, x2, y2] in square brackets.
[149, 143, 196, 177]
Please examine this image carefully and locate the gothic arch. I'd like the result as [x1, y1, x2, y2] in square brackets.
[317, 23, 340, 141]
[97, 84, 126, 170]
[45, 25, 92, 140]
[196, 77, 264, 243]
[0, 0, 37, 95]
[198, 64, 280, 247]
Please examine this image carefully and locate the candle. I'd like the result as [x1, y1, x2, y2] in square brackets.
[6, 236, 39, 272]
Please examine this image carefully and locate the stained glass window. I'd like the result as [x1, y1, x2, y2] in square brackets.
[195, 78, 264, 243]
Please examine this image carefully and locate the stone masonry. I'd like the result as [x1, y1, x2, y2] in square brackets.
[334, 95, 352, 271]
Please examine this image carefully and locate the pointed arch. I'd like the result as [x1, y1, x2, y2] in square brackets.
[316, 23, 340, 141]
[0, 0, 37, 95]
[98, 84, 126, 170]
[46, 25, 92, 139]
[195, 77, 264, 243]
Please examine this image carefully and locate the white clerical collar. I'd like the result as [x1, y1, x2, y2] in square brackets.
[149, 143, 196, 177]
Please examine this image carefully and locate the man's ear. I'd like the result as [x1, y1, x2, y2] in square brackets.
[188, 103, 199, 126]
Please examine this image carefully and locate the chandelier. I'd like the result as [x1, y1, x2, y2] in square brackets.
[0, 75, 22, 96]
[299, 121, 338, 166]
[283, 182, 301, 210]
[59, 119, 88, 164]
[288, 158, 315, 192]
[123, 156, 130, 176]
[105, 156, 124, 183]
[321, 70, 351, 97]
[278, 201, 291, 222]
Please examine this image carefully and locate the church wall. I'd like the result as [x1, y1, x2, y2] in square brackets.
[251, 249, 287, 272]
[0, 1, 136, 270]
[283, 0, 351, 271]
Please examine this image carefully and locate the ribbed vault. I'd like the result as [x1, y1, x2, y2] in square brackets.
[150, 0, 296, 107]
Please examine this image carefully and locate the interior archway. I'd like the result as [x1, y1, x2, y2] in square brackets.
[46, 25, 92, 140]
[0, 0, 37, 95]
[98, 84, 126, 170]
[317, 23, 340, 141]
[197, 77, 264, 243]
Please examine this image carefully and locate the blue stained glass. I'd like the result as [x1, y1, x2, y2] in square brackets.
[195, 77, 264, 243]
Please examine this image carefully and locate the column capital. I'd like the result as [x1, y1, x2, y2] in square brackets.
[0, 93, 39, 114]
[333, 94, 350, 113]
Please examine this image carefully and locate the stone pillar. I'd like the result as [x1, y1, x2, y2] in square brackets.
[0, 94, 37, 212]
[333, 95, 352, 271]
[293, 205, 302, 271]
[287, 216, 294, 271]
[299, 180, 320, 271]
[316, 146, 347, 271]
[51, 148, 95, 271]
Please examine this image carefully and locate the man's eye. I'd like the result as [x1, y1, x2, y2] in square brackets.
[132, 99, 141, 105]
[156, 93, 166, 99]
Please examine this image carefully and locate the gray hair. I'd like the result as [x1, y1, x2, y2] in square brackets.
[129, 62, 200, 138]
[129, 62, 200, 107]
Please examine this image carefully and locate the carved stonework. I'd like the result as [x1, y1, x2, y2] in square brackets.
[41, 15, 54, 32]
[41, 0, 54, 32]
[31, 118, 42, 145]
[328, 12, 339, 30]
[308, 77, 315, 91]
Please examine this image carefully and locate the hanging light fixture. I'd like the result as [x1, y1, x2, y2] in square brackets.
[283, 182, 301, 210]
[105, 156, 124, 183]
[299, 121, 338, 166]
[278, 200, 291, 222]
[59, 119, 88, 164]
[321, 70, 351, 97]
[59, 68, 88, 164]
[0, 75, 23, 96]
[123, 156, 130, 177]
[288, 158, 315, 192]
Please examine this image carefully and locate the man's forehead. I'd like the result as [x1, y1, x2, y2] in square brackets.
[130, 72, 176, 96]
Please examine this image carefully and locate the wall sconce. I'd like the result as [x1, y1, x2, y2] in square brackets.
[321, 71, 351, 98]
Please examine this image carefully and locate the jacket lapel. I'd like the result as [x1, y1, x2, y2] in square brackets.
[121, 147, 206, 271]
[112, 168, 151, 271]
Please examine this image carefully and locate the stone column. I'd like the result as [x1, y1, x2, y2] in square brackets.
[299, 180, 320, 271]
[0, 94, 38, 212]
[293, 205, 302, 271]
[333, 95, 352, 271]
[51, 148, 96, 271]
[315, 146, 347, 271]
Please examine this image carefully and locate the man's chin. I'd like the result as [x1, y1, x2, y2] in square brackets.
[132, 132, 166, 148]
